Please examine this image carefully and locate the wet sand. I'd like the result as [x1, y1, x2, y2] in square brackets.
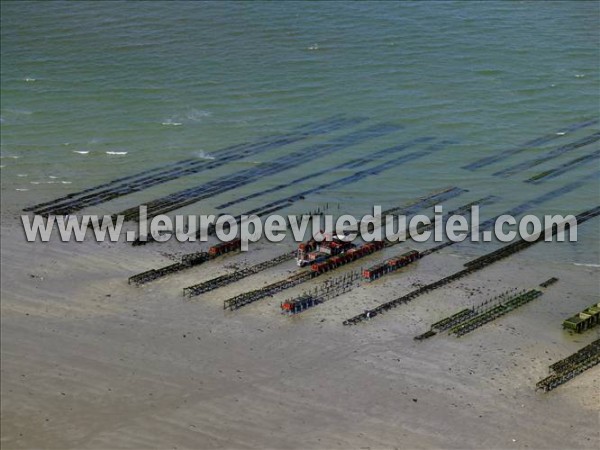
[1, 216, 599, 449]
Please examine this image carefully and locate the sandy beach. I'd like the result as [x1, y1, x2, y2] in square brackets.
[1, 210, 598, 449]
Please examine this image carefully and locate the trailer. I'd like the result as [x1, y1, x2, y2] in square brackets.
[362, 250, 420, 281]
[208, 238, 242, 257]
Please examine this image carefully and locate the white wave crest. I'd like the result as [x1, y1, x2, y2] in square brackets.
[161, 120, 183, 126]
[195, 151, 215, 160]
[162, 109, 211, 126]
[186, 109, 211, 121]
[5, 109, 32, 115]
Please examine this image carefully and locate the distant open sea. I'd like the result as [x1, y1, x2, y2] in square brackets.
[1, 1, 598, 263]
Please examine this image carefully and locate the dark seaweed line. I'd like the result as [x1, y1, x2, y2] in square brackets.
[221, 184, 464, 240]
[25, 125, 322, 214]
[462, 118, 598, 171]
[26, 115, 348, 213]
[23, 158, 197, 213]
[135, 140, 458, 245]
[394, 194, 498, 244]
[493, 132, 600, 178]
[526, 148, 600, 184]
[497, 171, 599, 219]
[119, 123, 401, 222]
[344, 205, 600, 325]
[135, 129, 418, 244]
[381, 186, 468, 220]
[216, 136, 437, 210]
[135, 123, 399, 219]
[89, 117, 364, 212]
[130, 122, 399, 220]
[421, 174, 599, 256]
[246, 139, 458, 217]
[464, 205, 600, 268]
[41, 116, 362, 216]
[381, 185, 466, 217]
[28, 115, 356, 215]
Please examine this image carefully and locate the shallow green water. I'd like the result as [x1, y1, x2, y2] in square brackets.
[1, 1, 598, 263]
